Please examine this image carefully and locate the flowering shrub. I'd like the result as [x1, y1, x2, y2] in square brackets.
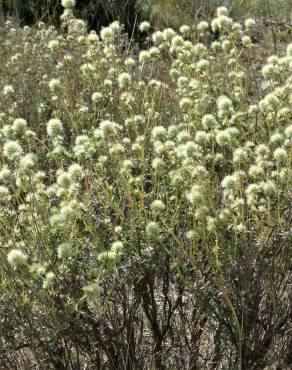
[0, 4, 291, 370]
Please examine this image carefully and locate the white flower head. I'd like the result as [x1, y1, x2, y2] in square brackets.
[7, 249, 28, 268]
[111, 241, 123, 255]
[125, 57, 136, 67]
[100, 26, 114, 42]
[49, 78, 61, 91]
[197, 21, 209, 32]
[57, 171, 72, 189]
[146, 221, 160, 238]
[262, 64, 277, 79]
[217, 95, 233, 113]
[273, 147, 287, 162]
[99, 120, 119, 138]
[152, 31, 164, 44]
[0, 185, 10, 202]
[61, 0, 75, 8]
[202, 114, 217, 129]
[151, 126, 167, 141]
[171, 35, 185, 48]
[150, 199, 165, 213]
[47, 118, 63, 137]
[3, 85, 14, 96]
[284, 125, 292, 139]
[118, 72, 131, 89]
[179, 25, 191, 35]
[20, 153, 37, 171]
[68, 163, 83, 179]
[152, 157, 165, 171]
[43, 271, 55, 288]
[92, 92, 103, 103]
[286, 43, 292, 57]
[57, 243, 73, 259]
[83, 281, 100, 297]
[3, 140, 23, 160]
[12, 118, 27, 133]
[186, 184, 205, 204]
[139, 21, 150, 32]
[245, 18, 256, 30]
[216, 6, 228, 16]
[221, 174, 239, 189]
[139, 50, 151, 64]
[61, 9, 74, 21]
[88, 31, 99, 42]
[48, 40, 60, 51]
[163, 28, 176, 41]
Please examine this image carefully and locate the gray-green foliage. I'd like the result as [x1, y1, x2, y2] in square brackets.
[0, 4, 291, 370]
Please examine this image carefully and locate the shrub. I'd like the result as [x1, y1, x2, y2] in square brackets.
[0, 3, 291, 369]
[1, 0, 142, 35]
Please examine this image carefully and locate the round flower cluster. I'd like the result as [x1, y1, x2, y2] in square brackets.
[47, 118, 63, 137]
[7, 249, 28, 268]
[139, 21, 150, 32]
[61, 0, 75, 9]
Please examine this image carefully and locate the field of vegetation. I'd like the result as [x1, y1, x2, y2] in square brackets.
[0, 0, 291, 369]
